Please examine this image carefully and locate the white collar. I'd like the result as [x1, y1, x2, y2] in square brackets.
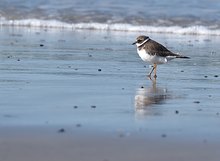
[137, 38, 150, 47]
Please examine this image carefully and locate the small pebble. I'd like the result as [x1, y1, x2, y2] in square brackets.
[214, 75, 218, 78]
[119, 133, 125, 138]
[58, 128, 65, 133]
[91, 105, 96, 109]
[73, 106, 78, 109]
[98, 69, 102, 72]
[175, 110, 179, 114]
[122, 88, 125, 90]
[76, 124, 82, 127]
[193, 101, 200, 104]
[181, 70, 184, 73]
[17, 59, 20, 61]
[161, 134, 167, 138]
[40, 44, 44, 47]
[141, 86, 144, 89]
[204, 75, 208, 78]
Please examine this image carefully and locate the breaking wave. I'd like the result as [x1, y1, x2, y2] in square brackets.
[1, 18, 220, 36]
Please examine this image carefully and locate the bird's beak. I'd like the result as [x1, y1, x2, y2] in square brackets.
[132, 41, 137, 45]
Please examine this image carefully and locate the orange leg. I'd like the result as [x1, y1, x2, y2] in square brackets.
[148, 64, 157, 78]
[148, 67, 154, 78]
[153, 64, 157, 78]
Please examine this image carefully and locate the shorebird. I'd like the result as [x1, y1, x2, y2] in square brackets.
[132, 35, 189, 78]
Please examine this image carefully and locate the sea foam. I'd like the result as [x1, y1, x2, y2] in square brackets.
[1, 19, 220, 36]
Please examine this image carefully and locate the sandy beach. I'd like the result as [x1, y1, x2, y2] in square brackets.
[0, 26, 220, 161]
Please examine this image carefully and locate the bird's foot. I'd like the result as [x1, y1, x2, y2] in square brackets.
[147, 74, 157, 83]
[147, 74, 157, 79]
[148, 74, 157, 78]
[147, 74, 152, 78]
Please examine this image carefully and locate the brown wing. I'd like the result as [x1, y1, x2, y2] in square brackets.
[143, 39, 179, 57]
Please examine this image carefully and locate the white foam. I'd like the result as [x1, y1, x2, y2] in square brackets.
[1, 18, 220, 36]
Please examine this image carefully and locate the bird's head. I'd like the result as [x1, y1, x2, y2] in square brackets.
[132, 35, 150, 47]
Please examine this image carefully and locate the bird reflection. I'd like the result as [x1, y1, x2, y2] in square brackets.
[134, 78, 170, 118]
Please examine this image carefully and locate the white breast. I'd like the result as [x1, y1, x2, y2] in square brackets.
[137, 49, 168, 64]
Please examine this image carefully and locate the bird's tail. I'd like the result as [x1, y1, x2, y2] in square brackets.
[176, 55, 190, 59]
[176, 53, 190, 59]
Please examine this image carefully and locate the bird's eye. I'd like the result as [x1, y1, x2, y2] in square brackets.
[137, 40, 142, 43]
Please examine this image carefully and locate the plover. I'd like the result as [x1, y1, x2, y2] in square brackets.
[132, 35, 189, 78]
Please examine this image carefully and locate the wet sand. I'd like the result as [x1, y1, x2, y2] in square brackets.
[1, 126, 220, 161]
[0, 26, 220, 161]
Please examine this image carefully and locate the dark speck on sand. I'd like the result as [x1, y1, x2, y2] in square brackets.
[91, 105, 96, 109]
[161, 134, 167, 138]
[73, 106, 78, 109]
[76, 124, 82, 127]
[58, 128, 65, 133]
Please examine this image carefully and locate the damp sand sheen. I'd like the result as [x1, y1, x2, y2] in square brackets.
[1, 0, 220, 160]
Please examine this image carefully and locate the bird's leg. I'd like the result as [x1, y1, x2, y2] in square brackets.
[147, 65, 155, 78]
[153, 64, 157, 78]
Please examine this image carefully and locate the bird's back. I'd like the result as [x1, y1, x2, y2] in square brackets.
[142, 39, 179, 57]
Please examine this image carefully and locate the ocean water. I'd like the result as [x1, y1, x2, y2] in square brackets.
[1, 0, 220, 35]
